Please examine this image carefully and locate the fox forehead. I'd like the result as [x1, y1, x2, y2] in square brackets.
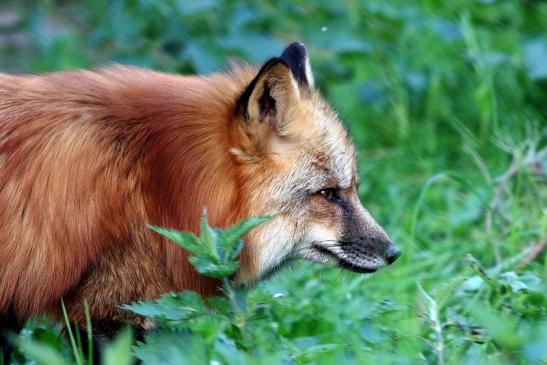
[306, 95, 356, 190]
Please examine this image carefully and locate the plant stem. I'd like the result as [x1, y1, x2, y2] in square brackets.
[222, 278, 245, 328]
[84, 301, 93, 365]
[61, 300, 84, 365]
[433, 311, 445, 365]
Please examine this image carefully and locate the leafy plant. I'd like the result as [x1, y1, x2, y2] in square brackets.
[124, 213, 273, 363]
[147, 213, 270, 279]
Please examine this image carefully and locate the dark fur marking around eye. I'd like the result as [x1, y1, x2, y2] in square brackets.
[337, 195, 350, 212]
[317, 187, 350, 212]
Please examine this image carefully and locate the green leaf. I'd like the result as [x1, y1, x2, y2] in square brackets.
[524, 37, 547, 80]
[212, 334, 248, 365]
[30, 328, 63, 353]
[229, 239, 244, 261]
[466, 254, 499, 289]
[417, 283, 439, 325]
[222, 216, 272, 259]
[16, 337, 72, 365]
[469, 302, 523, 350]
[102, 327, 134, 365]
[146, 225, 200, 253]
[199, 212, 220, 259]
[206, 296, 232, 318]
[123, 292, 208, 322]
[134, 330, 208, 365]
[245, 288, 280, 319]
[189, 256, 240, 279]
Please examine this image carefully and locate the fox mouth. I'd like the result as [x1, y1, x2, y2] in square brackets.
[312, 244, 378, 274]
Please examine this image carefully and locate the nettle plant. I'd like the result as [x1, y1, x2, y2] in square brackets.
[123, 213, 278, 363]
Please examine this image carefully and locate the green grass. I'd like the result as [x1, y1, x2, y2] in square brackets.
[1, 0, 545, 364]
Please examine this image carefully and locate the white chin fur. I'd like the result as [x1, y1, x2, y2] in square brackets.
[296, 225, 341, 263]
[243, 216, 297, 282]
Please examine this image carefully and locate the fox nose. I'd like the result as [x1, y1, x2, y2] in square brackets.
[385, 245, 401, 265]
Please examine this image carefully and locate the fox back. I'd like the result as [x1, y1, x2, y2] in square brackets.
[0, 43, 399, 335]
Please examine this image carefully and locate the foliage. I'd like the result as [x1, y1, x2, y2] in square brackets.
[1, 0, 546, 364]
[146, 214, 271, 279]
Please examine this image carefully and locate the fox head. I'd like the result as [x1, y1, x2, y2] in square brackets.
[231, 42, 400, 283]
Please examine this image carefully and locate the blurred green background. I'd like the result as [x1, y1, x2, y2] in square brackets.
[1, 0, 545, 364]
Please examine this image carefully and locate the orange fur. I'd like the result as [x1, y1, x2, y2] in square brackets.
[0, 65, 259, 325]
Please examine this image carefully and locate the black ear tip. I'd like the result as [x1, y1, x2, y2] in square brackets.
[282, 42, 308, 58]
[280, 41, 312, 86]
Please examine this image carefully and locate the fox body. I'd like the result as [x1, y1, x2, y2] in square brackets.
[0, 43, 399, 337]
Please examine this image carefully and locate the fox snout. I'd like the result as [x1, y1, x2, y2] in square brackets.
[301, 188, 401, 275]
[335, 235, 401, 274]
[330, 191, 401, 272]
[336, 234, 401, 273]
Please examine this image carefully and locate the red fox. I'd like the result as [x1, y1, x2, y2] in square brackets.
[0, 43, 400, 340]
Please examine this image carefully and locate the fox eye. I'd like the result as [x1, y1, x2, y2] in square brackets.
[318, 188, 339, 202]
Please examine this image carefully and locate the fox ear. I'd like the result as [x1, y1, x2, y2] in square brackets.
[237, 58, 300, 134]
[235, 43, 314, 155]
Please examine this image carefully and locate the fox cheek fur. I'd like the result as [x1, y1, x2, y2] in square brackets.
[0, 42, 399, 336]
